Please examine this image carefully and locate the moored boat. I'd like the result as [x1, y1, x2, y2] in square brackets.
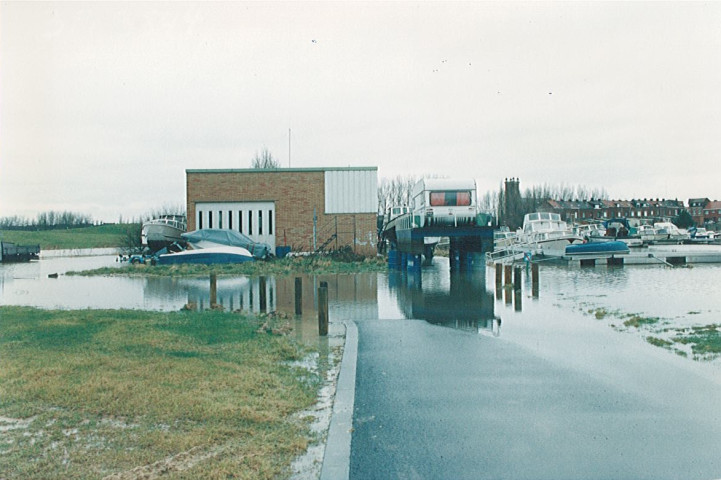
[519, 212, 582, 256]
[565, 240, 629, 256]
[156, 245, 254, 265]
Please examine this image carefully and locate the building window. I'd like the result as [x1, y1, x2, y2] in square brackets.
[239, 211, 243, 233]
[258, 211, 263, 235]
[228, 211, 233, 230]
[209, 211, 213, 228]
[199, 211, 203, 229]
[219, 211, 223, 229]
[248, 210, 253, 235]
[268, 210, 273, 235]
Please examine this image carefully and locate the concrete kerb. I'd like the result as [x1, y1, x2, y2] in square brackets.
[320, 320, 358, 480]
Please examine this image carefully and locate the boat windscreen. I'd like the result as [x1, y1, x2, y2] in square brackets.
[429, 191, 472, 207]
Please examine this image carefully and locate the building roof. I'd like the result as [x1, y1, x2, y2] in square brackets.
[186, 166, 378, 174]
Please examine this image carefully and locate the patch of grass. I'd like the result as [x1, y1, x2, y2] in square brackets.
[622, 314, 660, 328]
[591, 308, 609, 319]
[646, 336, 673, 348]
[0, 306, 320, 479]
[70, 254, 388, 277]
[674, 325, 721, 356]
[0, 224, 132, 250]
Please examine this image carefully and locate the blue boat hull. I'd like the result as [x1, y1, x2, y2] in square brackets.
[565, 241, 629, 256]
[156, 249, 254, 265]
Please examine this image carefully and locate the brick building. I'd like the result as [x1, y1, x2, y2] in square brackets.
[186, 167, 378, 256]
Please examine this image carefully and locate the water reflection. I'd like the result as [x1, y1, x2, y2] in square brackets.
[387, 266, 500, 335]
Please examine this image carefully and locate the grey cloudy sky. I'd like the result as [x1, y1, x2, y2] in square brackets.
[1, 1, 720, 222]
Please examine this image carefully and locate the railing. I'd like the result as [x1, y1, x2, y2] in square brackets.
[485, 242, 533, 265]
[313, 215, 360, 254]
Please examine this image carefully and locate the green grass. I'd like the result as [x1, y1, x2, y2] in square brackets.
[0, 224, 133, 250]
[0, 307, 320, 479]
[71, 254, 388, 277]
[674, 325, 721, 356]
[622, 314, 660, 328]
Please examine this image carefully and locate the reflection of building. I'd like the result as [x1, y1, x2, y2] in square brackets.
[180, 276, 278, 313]
[186, 167, 378, 255]
[389, 269, 498, 334]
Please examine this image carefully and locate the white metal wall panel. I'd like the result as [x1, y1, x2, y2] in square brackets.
[325, 169, 377, 214]
[195, 201, 276, 250]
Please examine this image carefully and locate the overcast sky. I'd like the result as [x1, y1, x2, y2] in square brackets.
[2, 1, 720, 222]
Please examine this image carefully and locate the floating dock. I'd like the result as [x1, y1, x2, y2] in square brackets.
[563, 245, 721, 267]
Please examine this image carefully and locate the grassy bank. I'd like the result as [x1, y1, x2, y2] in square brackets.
[71, 254, 388, 277]
[0, 224, 133, 250]
[0, 307, 320, 479]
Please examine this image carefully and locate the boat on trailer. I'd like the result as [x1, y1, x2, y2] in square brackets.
[142, 215, 187, 251]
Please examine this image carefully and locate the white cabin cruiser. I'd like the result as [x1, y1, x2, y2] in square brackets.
[519, 212, 582, 256]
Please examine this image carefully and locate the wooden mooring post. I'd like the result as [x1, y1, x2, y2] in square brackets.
[294, 277, 303, 315]
[209, 273, 217, 307]
[504, 265, 513, 287]
[318, 281, 329, 336]
[531, 263, 539, 298]
[495, 264, 502, 289]
[259, 276, 267, 312]
[513, 266, 522, 292]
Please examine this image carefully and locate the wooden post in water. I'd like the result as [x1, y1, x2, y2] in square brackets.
[495, 264, 502, 289]
[514, 266, 522, 292]
[259, 276, 267, 312]
[209, 273, 217, 307]
[504, 265, 513, 287]
[531, 263, 539, 298]
[294, 277, 303, 315]
[318, 281, 329, 336]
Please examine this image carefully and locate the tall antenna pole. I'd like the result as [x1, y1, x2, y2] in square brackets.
[288, 128, 291, 168]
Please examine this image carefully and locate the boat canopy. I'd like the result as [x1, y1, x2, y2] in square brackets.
[181, 229, 270, 259]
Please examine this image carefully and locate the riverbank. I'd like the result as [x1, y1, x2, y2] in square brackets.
[70, 254, 388, 277]
[0, 307, 326, 479]
[0, 224, 132, 250]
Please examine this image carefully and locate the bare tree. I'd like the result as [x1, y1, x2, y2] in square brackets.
[251, 147, 280, 169]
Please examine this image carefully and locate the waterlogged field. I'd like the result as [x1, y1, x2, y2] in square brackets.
[0, 307, 322, 479]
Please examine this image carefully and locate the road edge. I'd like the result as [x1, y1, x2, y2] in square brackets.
[320, 320, 358, 480]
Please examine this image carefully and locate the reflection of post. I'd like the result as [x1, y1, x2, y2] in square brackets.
[504, 265, 512, 287]
[318, 281, 328, 336]
[295, 277, 303, 315]
[531, 263, 539, 298]
[209, 273, 217, 306]
[514, 289, 522, 312]
[259, 276, 267, 312]
[495, 264, 502, 290]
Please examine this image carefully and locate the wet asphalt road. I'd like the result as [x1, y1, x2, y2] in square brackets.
[349, 319, 721, 480]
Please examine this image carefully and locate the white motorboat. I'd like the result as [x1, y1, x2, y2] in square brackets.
[519, 212, 582, 256]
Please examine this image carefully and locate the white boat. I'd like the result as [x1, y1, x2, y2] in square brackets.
[156, 245, 254, 265]
[141, 214, 187, 251]
[587, 218, 643, 247]
[519, 212, 582, 256]
[652, 222, 690, 243]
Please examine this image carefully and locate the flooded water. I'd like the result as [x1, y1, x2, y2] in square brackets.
[2, 251, 721, 367]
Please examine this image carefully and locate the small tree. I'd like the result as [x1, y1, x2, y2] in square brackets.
[251, 147, 280, 169]
[673, 210, 695, 229]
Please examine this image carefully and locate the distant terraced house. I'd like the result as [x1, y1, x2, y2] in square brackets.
[539, 198, 686, 224]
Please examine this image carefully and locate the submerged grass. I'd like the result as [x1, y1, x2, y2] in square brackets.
[0, 306, 320, 479]
[71, 254, 388, 277]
